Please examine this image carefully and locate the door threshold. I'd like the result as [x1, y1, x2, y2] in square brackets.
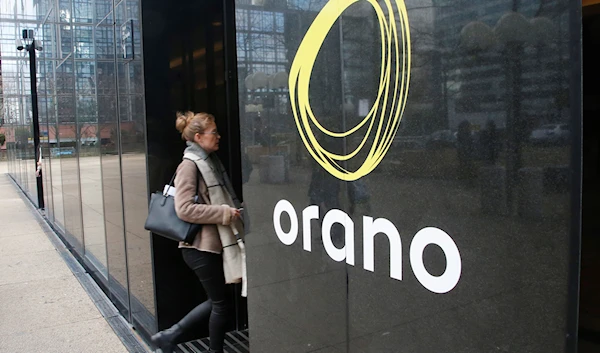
[174, 330, 249, 353]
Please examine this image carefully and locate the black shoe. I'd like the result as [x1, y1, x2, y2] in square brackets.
[151, 324, 183, 353]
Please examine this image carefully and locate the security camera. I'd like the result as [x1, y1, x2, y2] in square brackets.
[34, 40, 43, 51]
[22, 29, 33, 40]
[16, 39, 24, 51]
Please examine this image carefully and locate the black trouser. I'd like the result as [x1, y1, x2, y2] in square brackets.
[181, 248, 229, 352]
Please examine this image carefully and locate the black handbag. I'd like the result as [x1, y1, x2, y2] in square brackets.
[144, 169, 202, 243]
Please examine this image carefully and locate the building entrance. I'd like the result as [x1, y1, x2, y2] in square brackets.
[141, 0, 247, 344]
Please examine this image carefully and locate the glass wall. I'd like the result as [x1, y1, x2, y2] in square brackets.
[0, 4, 37, 204]
[237, 0, 580, 352]
[114, 0, 155, 329]
[0, 0, 156, 338]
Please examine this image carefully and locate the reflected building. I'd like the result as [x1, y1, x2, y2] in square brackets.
[432, 0, 570, 132]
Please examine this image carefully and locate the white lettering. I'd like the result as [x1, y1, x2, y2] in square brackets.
[410, 227, 462, 294]
[273, 199, 298, 245]
[363, 216, 402, 281]
[272, 201, 462, 294]
[322, 209, 355, 266]
[302, 205, 319, 252]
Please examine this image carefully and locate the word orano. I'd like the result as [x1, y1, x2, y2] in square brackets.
[273, 199, 462, 294]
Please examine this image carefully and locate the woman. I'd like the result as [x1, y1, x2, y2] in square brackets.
[151, 111, 244, 353]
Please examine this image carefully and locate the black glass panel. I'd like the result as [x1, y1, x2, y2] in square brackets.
[580, 6, 600, 352]
[236, 1, 350, 351]
[236, 0, 580, 352]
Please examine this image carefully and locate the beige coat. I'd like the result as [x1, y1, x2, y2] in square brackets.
[174, 159, 234, 253]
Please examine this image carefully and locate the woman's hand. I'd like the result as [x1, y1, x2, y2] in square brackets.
[230, 207, 241, 220]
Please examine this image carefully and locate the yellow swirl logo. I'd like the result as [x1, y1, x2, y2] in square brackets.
[289, 0, 411, 181]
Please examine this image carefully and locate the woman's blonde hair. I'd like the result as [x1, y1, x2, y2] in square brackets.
[175, 111, 215, 141]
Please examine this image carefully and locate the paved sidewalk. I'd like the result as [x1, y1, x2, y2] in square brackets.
[0, 165, 132, 353]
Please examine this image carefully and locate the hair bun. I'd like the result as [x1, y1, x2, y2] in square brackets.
[175, 111, 192, 133]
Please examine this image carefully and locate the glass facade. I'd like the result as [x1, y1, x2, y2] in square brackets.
[1, 0, 155, 337]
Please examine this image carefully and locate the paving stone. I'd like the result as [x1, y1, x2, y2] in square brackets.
[0, 250, 73, 286]
[0, 232, 55, 257]
[0, 276, 103, 334]
[0, 222, 49, 238]
[0, 317, 128, 353]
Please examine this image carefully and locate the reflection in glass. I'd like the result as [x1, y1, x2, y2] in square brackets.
[56, 55, 85, 254]
[96, 12, 131, 316]
[78, 57, 108, 277]
[15, 124, 23, 189]
[25, 116, 37, 205]
[50, 120, 66, 230]
[39, 56, 54, 221]
[345, 2, 573, 352]
[17, 123, 31, 195]
[115, 0, 155, 330]
[237, 1, 349, 351]
[234, 0, 577, 352]
[80, 145, 108, 276]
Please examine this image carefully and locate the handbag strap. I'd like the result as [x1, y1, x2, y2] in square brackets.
[163, 165, 201, 198]
[195, 166, 200, 198]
